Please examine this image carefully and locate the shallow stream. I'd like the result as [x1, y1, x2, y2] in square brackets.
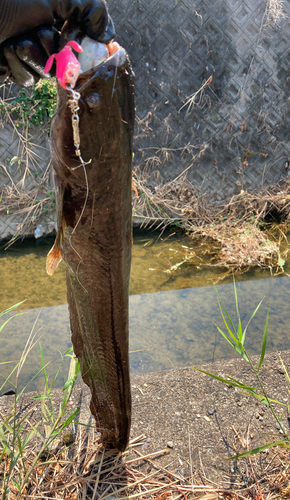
[1, 229, 290, 393]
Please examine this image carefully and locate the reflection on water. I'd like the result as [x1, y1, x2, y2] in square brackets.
[1, 229, 290, 393]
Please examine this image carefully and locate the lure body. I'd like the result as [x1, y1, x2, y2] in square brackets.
[44, 40, 83, 88]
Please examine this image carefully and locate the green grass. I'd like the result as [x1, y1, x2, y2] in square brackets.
[193, 278, 290, 459]
[0, 303, 80, 499]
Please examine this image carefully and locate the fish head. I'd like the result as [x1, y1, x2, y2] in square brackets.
[77, 47, 135, 157]
[52, 45, 135, 173]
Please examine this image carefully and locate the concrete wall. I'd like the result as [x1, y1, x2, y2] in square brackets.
[108, 0, 290, 199]
[0, 117, 56, 241]
[1, 0, 290, 239]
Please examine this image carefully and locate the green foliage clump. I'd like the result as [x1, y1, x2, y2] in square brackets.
[0, 79, 57, 128]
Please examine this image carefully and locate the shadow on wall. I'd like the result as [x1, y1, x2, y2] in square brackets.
[107, 0, 290, 200]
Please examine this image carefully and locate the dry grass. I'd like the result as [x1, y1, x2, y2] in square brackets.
[133, 171, 290, 274]
[0, 85, 55, 246]
[4, 436, 290, 500]
[265, 0, 285, 25]
[2, 430, 290, 500]
[199, 223, 280, 271]
[0, 183, 55, 245]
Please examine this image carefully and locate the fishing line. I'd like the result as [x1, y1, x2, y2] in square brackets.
[49, 86, 89, 291]
[111, 51, 120, 100]
[70, 160, 90, 237]
[75, 258, 89, 295]
[65, 85, 90, 232]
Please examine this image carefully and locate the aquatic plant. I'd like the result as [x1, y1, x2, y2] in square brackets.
[193, 279, 290, 459]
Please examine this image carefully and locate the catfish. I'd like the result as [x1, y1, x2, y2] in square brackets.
[47, 29, 134, 451]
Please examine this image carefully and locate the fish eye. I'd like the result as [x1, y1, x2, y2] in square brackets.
[85, 92, 101, 110]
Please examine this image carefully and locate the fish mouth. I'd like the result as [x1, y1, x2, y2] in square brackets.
[77, 39, 125, 78]
[75, 46, 128, 91]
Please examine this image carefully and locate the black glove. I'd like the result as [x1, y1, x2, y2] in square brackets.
[0, 0, 115, 87]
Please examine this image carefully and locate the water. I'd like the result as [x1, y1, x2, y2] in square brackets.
[1, 229, 290, 393]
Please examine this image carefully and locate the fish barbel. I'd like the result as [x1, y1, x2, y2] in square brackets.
[47, 31, 134, 451]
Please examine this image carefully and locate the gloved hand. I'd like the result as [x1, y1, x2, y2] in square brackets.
[0, 0, 115, 87]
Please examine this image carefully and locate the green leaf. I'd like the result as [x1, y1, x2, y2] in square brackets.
[216, 303, 239, 346]
[257, 301, 269, 372]
[17, 362, 50, 401]
[240, 390, 284, 406]
[0, 301, 25, 317]
[63, 347, 74, 356]
[41, 398, 53, 421]
[59, 408, 80, 433]
[0, 362, 20, 393]
[213, 284, 237, 333]
[11, 477, 20, 491]
[63, 377, 75, 392]
[242, 298, 264, 345]
[237, 318, 243, 344]
[0, 424, 12, 457]
[0, 313, 24, 333]
[22, 427, 38, 450]
[17, 435, 23, 457]
[192, 368, 258, 391]
[49, 352, 64, 391]
[215, 323, 242, 353]
[226, 375, 258, 391]
[228, 440, 287, 459]
[233, 277, 240, 319]
[2, 418, 14, 434]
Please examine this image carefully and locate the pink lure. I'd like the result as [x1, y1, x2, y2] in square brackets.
[44, 41, 83, 89]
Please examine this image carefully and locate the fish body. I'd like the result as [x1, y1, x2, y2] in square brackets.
[48, 47, 134, 451]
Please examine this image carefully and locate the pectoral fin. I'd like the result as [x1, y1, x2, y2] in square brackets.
[47, 172, 66, 276]
[47, 241, 63, 276]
